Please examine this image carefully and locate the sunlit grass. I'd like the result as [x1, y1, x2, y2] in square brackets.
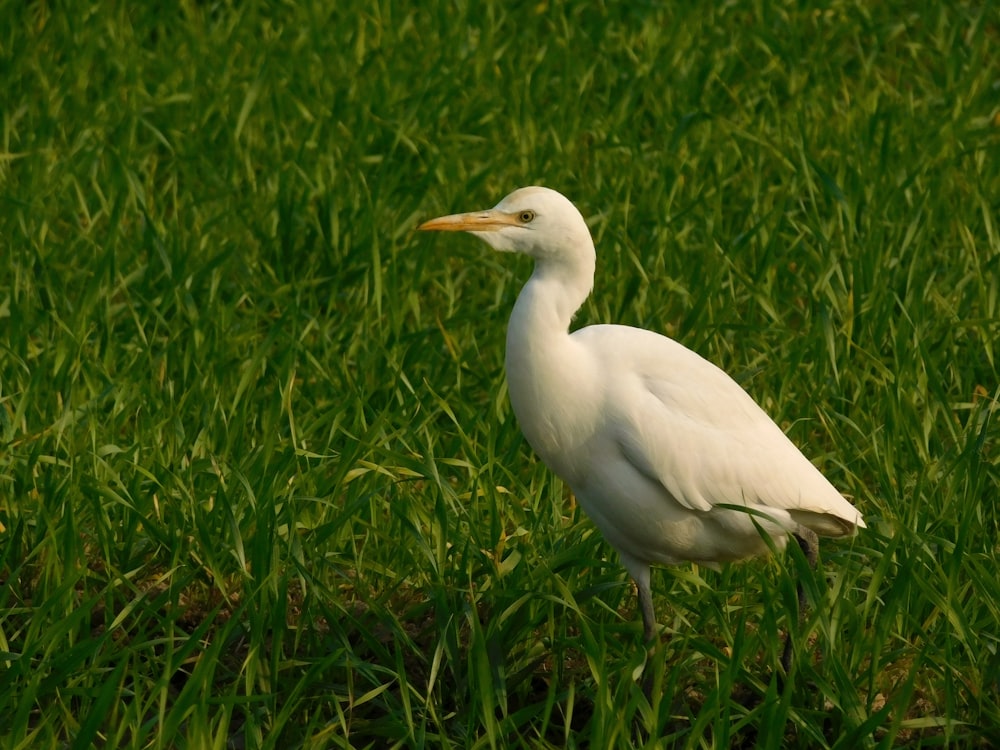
[1, 0, 998, 747]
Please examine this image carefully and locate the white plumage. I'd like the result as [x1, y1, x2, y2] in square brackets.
[419, 186, 864, 646]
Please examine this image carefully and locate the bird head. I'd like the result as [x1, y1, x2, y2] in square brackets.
[418, 186, 594, 263]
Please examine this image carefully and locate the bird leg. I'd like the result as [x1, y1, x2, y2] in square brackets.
[780, 527, 819, 676]
[636, 576, 658, 646]
[632, 570, 659, 702]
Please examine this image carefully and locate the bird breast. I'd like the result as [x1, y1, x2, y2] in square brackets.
[504, 330, 603, 482]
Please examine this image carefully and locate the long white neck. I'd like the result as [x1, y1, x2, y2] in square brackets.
[504, 248, 597, 476]
[512, 252, 595, 330]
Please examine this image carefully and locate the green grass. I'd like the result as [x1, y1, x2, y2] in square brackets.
[1, 0, 998, 747]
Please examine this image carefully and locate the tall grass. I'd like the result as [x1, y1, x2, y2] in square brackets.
[1, 1, 998, 747]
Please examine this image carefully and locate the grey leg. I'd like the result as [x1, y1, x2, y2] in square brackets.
[780, 527, 819, 675]
[631, 566, 659, 703]
[636, 574, 658, 644]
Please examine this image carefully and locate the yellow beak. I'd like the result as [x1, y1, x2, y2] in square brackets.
[418, 210, 520, 233]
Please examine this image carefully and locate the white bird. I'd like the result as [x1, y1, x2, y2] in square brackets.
[419, 186, 865, 667]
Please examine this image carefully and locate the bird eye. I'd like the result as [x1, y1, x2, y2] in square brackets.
[517, 210, 535, 224]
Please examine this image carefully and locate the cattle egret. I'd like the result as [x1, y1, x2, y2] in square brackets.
[419, 186, 865, 672]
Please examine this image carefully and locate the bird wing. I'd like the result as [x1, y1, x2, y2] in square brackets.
[579, 325, 861, 532]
